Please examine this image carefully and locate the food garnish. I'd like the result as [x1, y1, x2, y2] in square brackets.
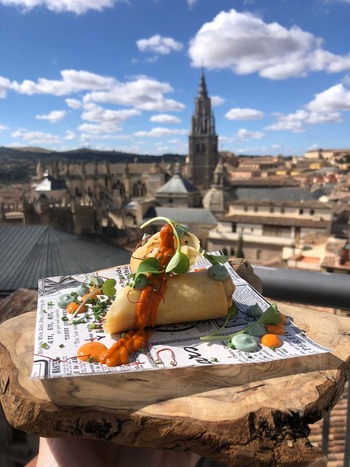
[201, 301, 287, 352]
[74, 217, 233, 366]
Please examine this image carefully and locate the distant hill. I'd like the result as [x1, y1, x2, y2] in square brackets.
[0, 146, 186, 184]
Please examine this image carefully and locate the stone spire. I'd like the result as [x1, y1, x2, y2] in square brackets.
[198, 67, 208, 98]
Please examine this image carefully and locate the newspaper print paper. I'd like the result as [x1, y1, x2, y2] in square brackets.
[31, 257, 330, 379]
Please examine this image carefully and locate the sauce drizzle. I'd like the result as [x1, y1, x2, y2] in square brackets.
[78, 223, 175, 367]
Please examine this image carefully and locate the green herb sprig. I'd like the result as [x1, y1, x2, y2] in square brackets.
[200, 302, 280, 342]
[140, 216, 190, 275]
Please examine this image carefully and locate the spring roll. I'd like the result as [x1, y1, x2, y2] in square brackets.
[130, 230, 200, 274]
[104, 270, 235, 334]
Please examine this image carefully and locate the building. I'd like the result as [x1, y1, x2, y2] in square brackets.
[187, 69, 219, 190]
[142, 206, 217, 249]
[155, 163, 202, 208]
[207, 187, 335, 265]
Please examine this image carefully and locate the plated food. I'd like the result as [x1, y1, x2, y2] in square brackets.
[72, 217, 235, 366]
[51, 216, 290, 370]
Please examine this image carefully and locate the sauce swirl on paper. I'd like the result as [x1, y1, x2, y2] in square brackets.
[78, 223, 175, 367]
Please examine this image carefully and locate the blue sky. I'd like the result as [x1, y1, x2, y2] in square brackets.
[1, 0, 350, 156]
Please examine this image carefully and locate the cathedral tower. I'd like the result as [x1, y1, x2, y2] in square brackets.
[188, 69, 218, 190]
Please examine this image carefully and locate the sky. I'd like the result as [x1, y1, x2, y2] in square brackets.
[1, 0, 350, 157]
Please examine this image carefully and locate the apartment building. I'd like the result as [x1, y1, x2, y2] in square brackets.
[207, 187, 333, 265]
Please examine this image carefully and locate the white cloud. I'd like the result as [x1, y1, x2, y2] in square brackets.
[84, 75, 185, 112]
[65, 98, 83, 109]
[211, 95, 225, 106]
[64, 130, 76, 140]
[235, 144, 282, 156]
[0, 76, 11, 98]
[8, 70, 185, 113]
[0, 0, 122, 14]
[306, 83, 350, 112]
[78, 104, 141, 135]
[0, 124, 8, 132]
[78, 122, 120, 135]
[225, 107, 264, 120]
[81, 103, 141, 123]
[266, 108, 343, 133]
[13, 70, 116, 96]
[36, 110, 66, 122]
[150, 114, 181, 124]
[188, 9, 350, 79]
[137, 35, 183, 55]
[221, 129, 265, 143]
[234, 128, 265, 141]
[134, 127, 188, 138]
[187, 0, 197, 8]
[11, 129, 60, 144]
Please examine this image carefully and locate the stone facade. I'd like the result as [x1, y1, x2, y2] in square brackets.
[187, 70, 219, 190]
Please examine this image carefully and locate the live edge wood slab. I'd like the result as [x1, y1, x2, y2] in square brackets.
[1, 299, 350, 465]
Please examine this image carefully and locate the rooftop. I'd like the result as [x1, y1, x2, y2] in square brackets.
[156, 165, 199, 194]
[143, 206, 217, 225]
[0, 225, 131, 293]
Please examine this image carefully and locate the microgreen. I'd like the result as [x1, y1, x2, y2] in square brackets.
[140, 216, 193, 275]
[127, 257, 163, 289]
[200, 302, 238, 340]
[166, 249, 190, 274]
[202, 250, 229, 265]
[102, 278, 116, 298]
[255, 302, 280, 325]
[200, 302, 281, 343]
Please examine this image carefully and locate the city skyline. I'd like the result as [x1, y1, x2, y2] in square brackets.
[1, 0, 350, 157]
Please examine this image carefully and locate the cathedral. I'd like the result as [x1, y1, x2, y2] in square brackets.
[187, 69, 219, 190]
[23, 71, 223, 240]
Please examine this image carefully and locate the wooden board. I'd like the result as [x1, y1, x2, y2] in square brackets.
[1, 302, 350, 466]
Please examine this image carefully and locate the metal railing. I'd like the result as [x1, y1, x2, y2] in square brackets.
[253, 265, 350, 310]
[253, 265, 350, 466]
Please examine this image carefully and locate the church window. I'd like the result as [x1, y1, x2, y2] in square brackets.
[133, 181, 147, 197]
[113, 181, 126, 197]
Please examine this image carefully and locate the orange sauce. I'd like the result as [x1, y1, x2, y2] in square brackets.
[77, 342, 108, 362]
[95, 223, 175, 367]
[67, 302, 86, 314]
[260, 333, 283, 349]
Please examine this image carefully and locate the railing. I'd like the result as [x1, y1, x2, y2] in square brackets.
[253, 265, 350, 466]
[253, 265, 350, 310]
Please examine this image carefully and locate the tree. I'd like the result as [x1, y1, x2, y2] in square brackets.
[235, 233, 244, 258]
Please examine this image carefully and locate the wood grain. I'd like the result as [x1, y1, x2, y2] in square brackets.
[1, 301, 349, 466]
